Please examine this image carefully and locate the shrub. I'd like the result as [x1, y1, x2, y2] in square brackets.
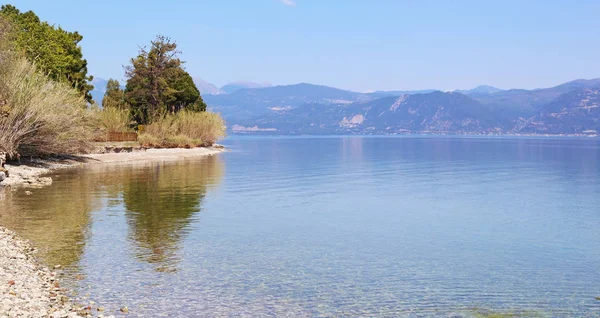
[92, 106, 135, 141]
[138, 111, 226, 148]
[0, 57, 94, 158]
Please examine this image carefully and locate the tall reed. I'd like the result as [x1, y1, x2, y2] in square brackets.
[138, 111, 226, 148]
[0, 57, 94, 158]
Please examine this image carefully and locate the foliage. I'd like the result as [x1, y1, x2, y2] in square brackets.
[125, 35, 205, 124]
[171, 70, 207, 112]
[101, 78, 127, 109]
[0, 5, 94, 102]
[0, 55, 94, 158]
[92, 106, 134, 141]
[138, 111, 226, 148]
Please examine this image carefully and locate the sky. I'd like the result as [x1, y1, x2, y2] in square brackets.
[7, 0, 600, 92]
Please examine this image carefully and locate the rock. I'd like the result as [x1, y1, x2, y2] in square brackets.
[53, 264, 61, 269]
[38, 177, 53, 186]
[120, 306, 129, 313]
[0, 166, 8, 178]
[7, 280, 15, 286]
[97, 306, 104, 311]
[595, 296, 600, 301]
[0, 171, 6, 182]
[24, 191, 32, 195]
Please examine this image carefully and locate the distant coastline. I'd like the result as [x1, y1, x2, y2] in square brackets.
[229, 130, 599, 138]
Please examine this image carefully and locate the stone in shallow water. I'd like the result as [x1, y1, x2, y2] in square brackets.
[38, 177, 52, 186]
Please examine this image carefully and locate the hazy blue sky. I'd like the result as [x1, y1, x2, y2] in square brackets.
[7, 0, 600, 91]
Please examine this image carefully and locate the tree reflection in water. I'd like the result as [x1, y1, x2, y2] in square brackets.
[0, 155, 223, 274]
[122, 156, 223, 272]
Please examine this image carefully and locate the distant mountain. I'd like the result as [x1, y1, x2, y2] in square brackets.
[519, 87, 600, 134]
[471, 79, 600, 119]
[204, 83, 372, 121]
[90, 78, 109, 105]
[220, 81, 272, 94]
[194, 78, 223, 95]
[366, 89, 436, 98]
[228, 78, 600, 136]
[239, 91, 502, 134]
[455, 85, 504, 95]
[552, 78, 600, 91]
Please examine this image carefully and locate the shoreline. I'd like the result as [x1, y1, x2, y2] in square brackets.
[0, 146, 225, 188]
[0, 227, 83, 317]
[0, 146, 225, 317]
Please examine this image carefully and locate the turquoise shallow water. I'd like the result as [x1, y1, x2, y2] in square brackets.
[2, 136, 600, 317]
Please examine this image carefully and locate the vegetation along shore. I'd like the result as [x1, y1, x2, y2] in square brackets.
[0, 4, 226, 316]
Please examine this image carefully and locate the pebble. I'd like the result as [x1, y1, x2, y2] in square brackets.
[0, 226, 82, 316]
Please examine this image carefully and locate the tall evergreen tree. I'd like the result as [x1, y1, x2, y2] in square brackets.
[102, 79, 126, 109]
[125, 35, 205, 124]
[171, 70, 207, 112]
[0, 5, 94, 102]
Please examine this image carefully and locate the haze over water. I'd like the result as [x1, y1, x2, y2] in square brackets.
[2, 136, 600, 316]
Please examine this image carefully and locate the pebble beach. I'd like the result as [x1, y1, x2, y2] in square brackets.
[0, 146, 225, 316]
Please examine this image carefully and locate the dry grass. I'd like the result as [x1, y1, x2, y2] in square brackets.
[92, 107, 135, 141]
[138, 111, 226, 148]
[0, 57, 94, 158]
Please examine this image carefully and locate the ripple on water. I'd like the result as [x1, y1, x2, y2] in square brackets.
[1, 137, 600, 316]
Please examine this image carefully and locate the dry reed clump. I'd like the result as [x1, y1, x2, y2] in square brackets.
[0, 57, 95, 159]
[92, 106, 135, 141]
[138, 111, 226, 148]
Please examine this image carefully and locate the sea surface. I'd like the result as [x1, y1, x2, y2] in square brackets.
[1, 136, 600, 317]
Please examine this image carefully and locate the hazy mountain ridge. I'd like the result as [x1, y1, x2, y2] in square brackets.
[455, 85, 504, 95]
[239, 92, 503, 134]
[193, 78, 223, 95]
[220, 81, 272, 94]
[519, 87, 600, 134]
[90, 78, 109, 105]
[232, 79, 600, 136]
[204, 83, 372, 121]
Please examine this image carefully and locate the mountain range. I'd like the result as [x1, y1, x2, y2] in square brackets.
[206, 79, 599, 136]
[89, 78, 272, 103]
[90, 77, 600, 136]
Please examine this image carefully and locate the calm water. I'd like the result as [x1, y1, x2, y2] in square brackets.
[1, 136, 600, 317]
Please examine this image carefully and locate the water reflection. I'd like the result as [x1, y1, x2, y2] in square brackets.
[0, 155, 224, 273]
[0, 170, 98, 268]
[121, 157, 223, 272]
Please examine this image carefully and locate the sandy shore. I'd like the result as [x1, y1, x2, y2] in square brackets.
[0, 146, 225, 188]
[0, 146, 224, 317]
